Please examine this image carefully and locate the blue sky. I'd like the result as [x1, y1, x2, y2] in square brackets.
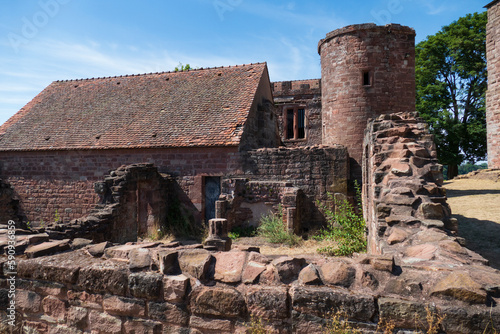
[0, 0, 486, 125]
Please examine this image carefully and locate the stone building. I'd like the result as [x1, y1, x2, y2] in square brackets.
[0, 24, 416, 240]
[486, 0, 500, 169]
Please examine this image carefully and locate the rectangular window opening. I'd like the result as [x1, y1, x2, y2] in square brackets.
[297, 108, 305, 139]
[286, 109, 294, 139]
[363, 71, 371, 86]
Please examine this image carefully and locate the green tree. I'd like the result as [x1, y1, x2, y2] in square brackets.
[416, 12, 487, 179]
[174, 62, 192, 72]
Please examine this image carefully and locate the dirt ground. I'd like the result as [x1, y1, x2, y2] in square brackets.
[445, 171, 500, 269]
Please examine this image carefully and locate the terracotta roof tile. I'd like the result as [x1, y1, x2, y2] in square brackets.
[0, 63, 267, 151]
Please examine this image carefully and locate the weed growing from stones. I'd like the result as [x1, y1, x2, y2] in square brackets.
[322, 310, 362, 334]
[245, 316, 267, 334]
[257, 205, 302, 246]
[314, 181, 366, 256]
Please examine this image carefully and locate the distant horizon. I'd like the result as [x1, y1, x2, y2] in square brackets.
[0, 0, 486, 125]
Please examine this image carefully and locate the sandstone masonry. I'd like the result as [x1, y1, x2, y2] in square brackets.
[487, 0, 500, 168]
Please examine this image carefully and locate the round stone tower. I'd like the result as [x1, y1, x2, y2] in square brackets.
[318, 23, 416, 179]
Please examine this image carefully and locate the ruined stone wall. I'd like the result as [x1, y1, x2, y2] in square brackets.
[0, 179, 21, 224]
[0, 147, 240, 225]
[319, 24, 415, 180]
[3, 242, 499, 334]
[487, 1, 500, 168]
[238, 145, 349, 229]
[272, 79, 322, 147]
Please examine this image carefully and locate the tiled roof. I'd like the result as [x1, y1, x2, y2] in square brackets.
[0, 63, 267, 151]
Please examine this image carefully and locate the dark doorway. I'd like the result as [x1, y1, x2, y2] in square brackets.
[204, 176, 221, 222]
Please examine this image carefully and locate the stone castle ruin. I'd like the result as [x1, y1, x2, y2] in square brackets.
[0, 11, 499, 334]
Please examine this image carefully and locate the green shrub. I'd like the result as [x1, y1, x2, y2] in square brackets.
[257, 206, 302, 246]
[229, 225, 256, 240]
[315, 181, 366, 256]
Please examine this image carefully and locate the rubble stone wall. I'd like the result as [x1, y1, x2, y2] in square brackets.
[2, 243, 499, 334]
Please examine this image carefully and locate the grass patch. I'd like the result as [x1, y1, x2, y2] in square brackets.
[314, 181, 366, 257]
[257, 205, 302, 247]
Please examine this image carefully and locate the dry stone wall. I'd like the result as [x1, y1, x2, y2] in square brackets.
[2, 241, 499, 334]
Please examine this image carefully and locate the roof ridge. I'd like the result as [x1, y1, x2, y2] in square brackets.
[54, 62, 268, 83]
[272, 78, 321, 83]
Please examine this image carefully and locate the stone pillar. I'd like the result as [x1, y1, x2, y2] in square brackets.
[286, 207, 297, 234]
[215, 200, 227, 219]
[204, 218, 232, 251]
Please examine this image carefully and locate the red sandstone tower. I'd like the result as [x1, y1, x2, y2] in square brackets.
[318, 24, 416, 178]
[486, 1, 500, 169]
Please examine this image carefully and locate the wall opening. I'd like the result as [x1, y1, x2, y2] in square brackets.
[363, 71, 371, 86]
[204, 176, 221, 222]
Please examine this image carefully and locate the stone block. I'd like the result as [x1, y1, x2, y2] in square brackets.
[89, 310, 122, 334]
[272, 256, 306, 284]
[25, 239, 71, 258]
[430, 272, 487, 304]
[189, 315, 233, 333]
[42, 296, 67, 321]
[156, 250, 181, 275]
[128, 248, 152, 271]
[66, 306, 88, 328]
[17, 253, 87, 284]
[190, 286, 246, 318]
[33, 280, 67, 299]
[77, 262, 128, 296]
[418, 202, 444, 220]
[387, 227, 409, 245]
[246, 286, 288, 320]
[378, 297, 429, 330]
[87, 241, 111, 257]
[163, 274, 189, 303]
[319, 261, 356, 288]
[123, 319, 162, 334]
[290, 286, 375, 322]
[103, 295, 146, 317]
[67, 290, 103, 310]
[148, 301, 189, 326]
[70, 238, 93, 250]
[178, 249, 214, 281]
[214, 251, 247, 283]
[298, 264, 322, 285]
[403, 244, 438, 262]
[24, 321, 48, 334]
[48, 325, 83, 334]
[242, 261, 267, 284]
[16, 289, 42, 313]
[129, 272, 163, 300]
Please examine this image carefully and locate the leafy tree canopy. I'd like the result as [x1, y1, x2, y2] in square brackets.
[416, 12, 487, 179]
